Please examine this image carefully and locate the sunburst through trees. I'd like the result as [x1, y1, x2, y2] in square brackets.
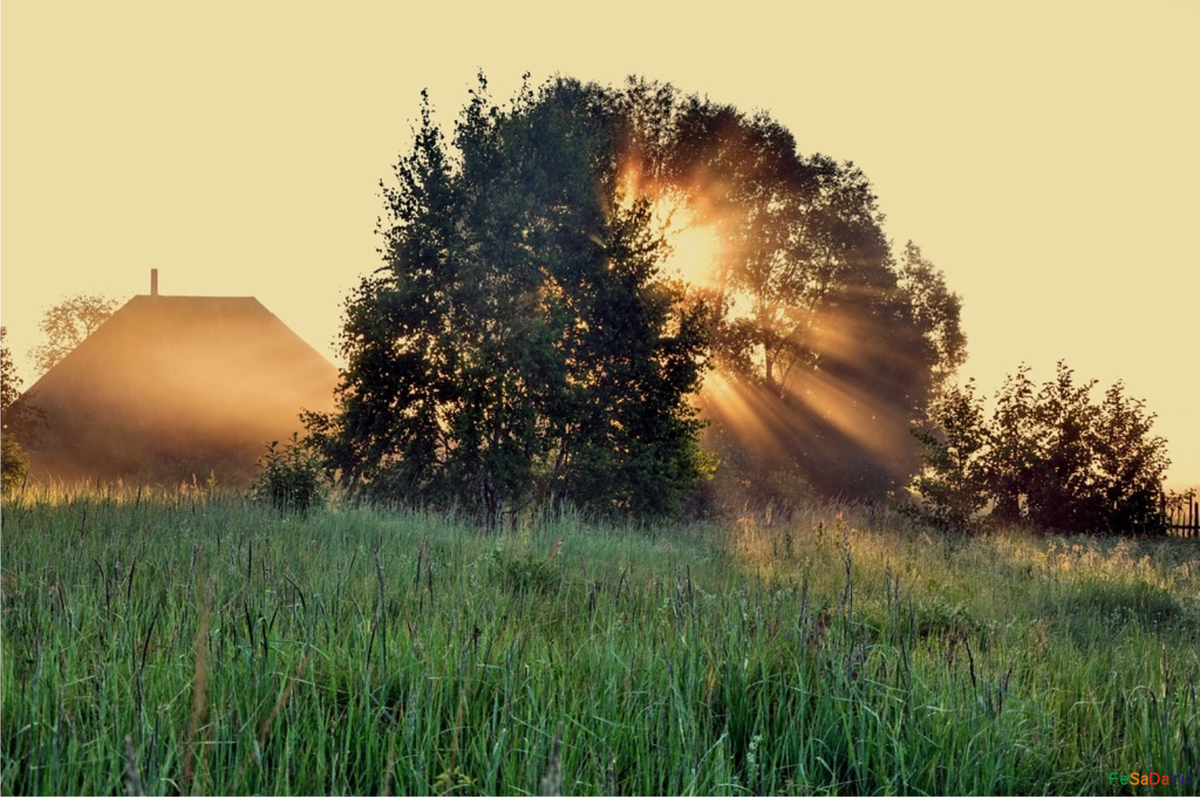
[307, 78, 712, 523]
[311, 75, 966, 520]
[612, 79, 966, 505]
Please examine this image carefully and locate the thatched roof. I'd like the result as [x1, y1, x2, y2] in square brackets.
[22, 292, 338, 485]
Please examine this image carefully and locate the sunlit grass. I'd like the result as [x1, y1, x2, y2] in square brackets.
[2, 489, 1197, 794]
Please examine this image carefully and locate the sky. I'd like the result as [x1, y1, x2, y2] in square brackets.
[2, 2, 1197, 487]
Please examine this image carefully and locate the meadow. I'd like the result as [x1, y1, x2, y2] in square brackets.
[2, 488, 1197, 795]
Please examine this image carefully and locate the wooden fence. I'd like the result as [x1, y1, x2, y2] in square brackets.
[1165, 498, 1200, 538]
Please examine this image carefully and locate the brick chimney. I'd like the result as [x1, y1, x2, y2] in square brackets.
[151, 268, 158, 297]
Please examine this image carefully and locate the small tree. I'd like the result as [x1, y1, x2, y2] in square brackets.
[984, 364, 1039, 525]
[2, 327, 34, 492]
[910, 362, 1171, 535]
[907, 379, 989, 532]
[1090, 382, 1170, 533]
[1016, 363, 1104, 532]
[29, 293, 117, 375]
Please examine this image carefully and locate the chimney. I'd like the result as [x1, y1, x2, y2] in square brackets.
[151, 268, 158, 297]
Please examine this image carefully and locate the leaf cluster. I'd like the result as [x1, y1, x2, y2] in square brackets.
[2, 327, 35, 493]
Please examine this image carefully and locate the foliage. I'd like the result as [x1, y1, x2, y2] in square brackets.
[0, 327, 21, 420]
[251, 432, 324, 514]
[28, 292, 117, 375]
[910, 362, 1171, 534]
[3, 492, 1197, 795]
[1, 327, 36, 493]
[897, 241, 967, 393]
[307, 77, 710, 523]
[906, 379, 989, 532]
[487, 545, 564, 596]
[0, 435, 29, 495]
[614, 80, 966, 499]
[310, 75, 970, 519]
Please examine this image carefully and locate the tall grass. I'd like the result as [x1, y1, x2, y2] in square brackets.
[2, 487, 1197, 794]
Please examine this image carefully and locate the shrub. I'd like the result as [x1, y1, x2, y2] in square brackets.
[905, 379, 989, 533]
[487, 544, 564, 596]
[1, 435, 29, 495]
[251, 433, 324, 514]
[910, 363, 1170, 535]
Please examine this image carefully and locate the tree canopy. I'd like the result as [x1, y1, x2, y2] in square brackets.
[307, 77, 711, 523]
[611, 79, 966, 502]
[29, 293, 117, 376]
[910, 363, 1171, 534]
[310, 74, 967, 520]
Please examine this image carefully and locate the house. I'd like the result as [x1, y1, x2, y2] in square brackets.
[22, 270, 338, 486]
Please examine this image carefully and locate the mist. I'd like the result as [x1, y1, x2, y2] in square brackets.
[21, 294, 337, 487]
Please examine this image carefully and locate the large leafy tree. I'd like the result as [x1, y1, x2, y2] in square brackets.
[307, 78, 710, 523]
[613, 80, 965, 500]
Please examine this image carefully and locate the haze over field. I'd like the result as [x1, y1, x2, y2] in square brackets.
[2, 2, 1196, 486]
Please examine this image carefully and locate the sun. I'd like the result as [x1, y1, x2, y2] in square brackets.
[660, 202, 722, 290]
[618, 163, 724, 290]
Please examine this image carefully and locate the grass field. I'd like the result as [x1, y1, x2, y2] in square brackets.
[2, 488, 1198, 795]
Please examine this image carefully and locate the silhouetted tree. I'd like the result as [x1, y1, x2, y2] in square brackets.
[29, 293, 117, 375]
[910, 362, 1170, 534]
[907, 379, 989, 532]
[614, 80, 965, 501]
[307, 77, 710, 523]
[1, 328, 23, 425]
[898, 241, 967, 394]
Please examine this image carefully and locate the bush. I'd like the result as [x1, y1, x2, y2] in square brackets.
[485, 540, 565, 596]
[910, 362, 1170, 535]
[905, 380, 989, 533]
[1, 435, 29, 496]
[251, 433, 324, 514]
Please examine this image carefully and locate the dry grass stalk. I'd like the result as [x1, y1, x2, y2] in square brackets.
[182, 567, 212, 795]
[539, 722, 564, 797]
[124, 735, 143, 797]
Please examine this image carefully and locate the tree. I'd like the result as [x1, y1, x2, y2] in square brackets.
[1, 328, 23, 425]
[306, 77, 711, 523]
[613, 80, 965, 501]
[907, 379, 989, 532]
[909, 362, 1170, 534]
[898, 241, 967, 394]
[29, 293, 117, 375]
[2, 327, 35, 492]
[1090, 382, 1171, 533]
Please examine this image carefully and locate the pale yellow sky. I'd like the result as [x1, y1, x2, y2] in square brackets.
[2, 2, 1197, 486]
